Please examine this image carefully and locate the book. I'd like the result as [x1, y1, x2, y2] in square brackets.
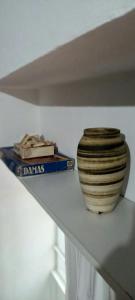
[0, 147, 75, 177]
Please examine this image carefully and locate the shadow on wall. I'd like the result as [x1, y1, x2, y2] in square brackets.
[0, 88, 38, 105]
[121, 142, 131, 197]
[96, 147, 134, 300]
[39, 71, 135, 107]
[1, 70, 135, 106]
[98, 205, 135, 300]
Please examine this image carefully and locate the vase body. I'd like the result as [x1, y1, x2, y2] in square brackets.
[77, 128, 128, 213]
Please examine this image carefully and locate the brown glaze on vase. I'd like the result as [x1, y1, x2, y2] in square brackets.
[77, 128, 128, 213]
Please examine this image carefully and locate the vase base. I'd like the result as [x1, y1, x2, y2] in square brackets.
[85, 201, 118, 214]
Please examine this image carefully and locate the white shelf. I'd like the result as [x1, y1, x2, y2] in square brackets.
[21, 171, 135, 300]
[0, 9, 135, 104]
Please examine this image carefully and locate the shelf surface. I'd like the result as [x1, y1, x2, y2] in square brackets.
[0, 9, 135, 104]
[21, 171, 135, 300]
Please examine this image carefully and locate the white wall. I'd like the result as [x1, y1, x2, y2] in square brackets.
[0, 93, 40, 147]
[0, 161, 55, 300]
[40, 105, 135, 202]
[0, 92, 55, 300]
[39, 75, 135, 202]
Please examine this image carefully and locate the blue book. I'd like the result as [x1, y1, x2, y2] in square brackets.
[0, 147, 75, 177]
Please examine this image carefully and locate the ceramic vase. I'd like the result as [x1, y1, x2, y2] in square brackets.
[77, 128, 128, 213]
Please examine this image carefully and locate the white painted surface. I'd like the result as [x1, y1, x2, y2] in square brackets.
[21, 170, 135, 300]
[0, 160, 55, 300]
[0, 92, 54, 300]
[0, 0, 134, 79]
[0, 92, 40, 147]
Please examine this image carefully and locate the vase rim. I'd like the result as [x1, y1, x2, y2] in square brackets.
[84, 128, 120, 136]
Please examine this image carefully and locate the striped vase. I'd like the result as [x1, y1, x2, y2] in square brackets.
[77, 128, 128, 213]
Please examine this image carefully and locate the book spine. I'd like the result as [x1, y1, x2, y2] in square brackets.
[1, 151, 75, 177]
[17, 158, 75, 177]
